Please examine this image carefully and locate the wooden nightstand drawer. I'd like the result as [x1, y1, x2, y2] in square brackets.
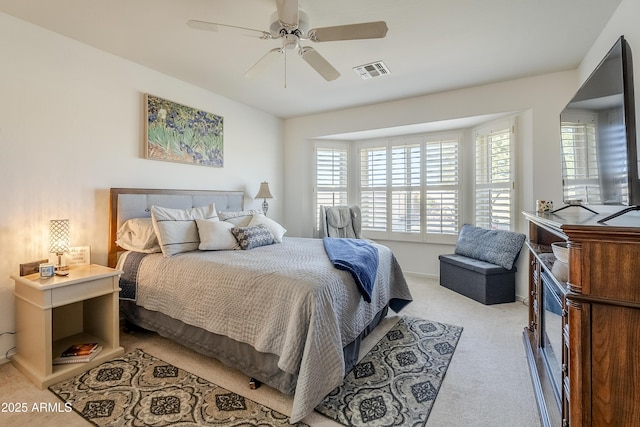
[51, 276, 115, 307]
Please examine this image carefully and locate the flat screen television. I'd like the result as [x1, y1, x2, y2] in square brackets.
[559, 35, 639, 223]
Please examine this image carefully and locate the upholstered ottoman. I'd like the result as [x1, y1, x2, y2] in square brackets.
[439, 254, 516, 304]
[439, 224, 526, 305]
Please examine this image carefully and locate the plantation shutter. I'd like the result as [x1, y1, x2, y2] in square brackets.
[391, 142, 421, 233]
[358, 133, 461, 242]
[475, 124, 513, 230]
[315, 145, 348, 230]
[425, 138, 459, 235]
[360, 145, 388, 231]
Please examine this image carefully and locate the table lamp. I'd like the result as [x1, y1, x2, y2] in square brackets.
[49, 219, 70, 270]
[255, 182, 273, 216]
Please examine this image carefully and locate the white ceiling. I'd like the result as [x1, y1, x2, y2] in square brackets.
[0, 0, 621, 119]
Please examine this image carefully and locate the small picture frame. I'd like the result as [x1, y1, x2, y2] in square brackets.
[65, 246, 91, 266]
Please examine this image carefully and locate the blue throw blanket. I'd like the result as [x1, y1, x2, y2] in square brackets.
[323, 237, 379, 303]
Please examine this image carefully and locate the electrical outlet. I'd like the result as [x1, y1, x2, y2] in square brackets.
[19, 259, 49, 276]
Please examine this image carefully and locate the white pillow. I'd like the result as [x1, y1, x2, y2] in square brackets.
[115, 218, 161, 253]
[218, 210, 262, 227]
[248, 213, 286, 243]
[195, 219, 239, 250]
[151, 203, 217, 257]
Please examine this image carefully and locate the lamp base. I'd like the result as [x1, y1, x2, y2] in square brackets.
[55, 253, 68, 271]
[262, 199, 269, 216]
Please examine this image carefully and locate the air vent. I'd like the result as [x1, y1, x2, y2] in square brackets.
[353, 61, 391, 79]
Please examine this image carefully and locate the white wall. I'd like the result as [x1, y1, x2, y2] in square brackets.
[0, 13, 283, 362]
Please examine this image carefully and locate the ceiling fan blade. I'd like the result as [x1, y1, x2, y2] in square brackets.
[187, 20, 271, 39]
[244, 48, 283, 79]
[299, 46, 340, 81]
[308, 21, 388, 42]
[276, 0, 299, 29]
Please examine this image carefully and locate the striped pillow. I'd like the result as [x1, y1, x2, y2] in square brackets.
[151, 203, 218, 256]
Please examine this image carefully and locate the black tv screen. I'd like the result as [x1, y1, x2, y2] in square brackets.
[560, 36, 638, 213]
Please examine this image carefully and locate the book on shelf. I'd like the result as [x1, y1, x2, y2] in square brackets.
[60, 342, 99, 357]
[53, 344, 102, 365]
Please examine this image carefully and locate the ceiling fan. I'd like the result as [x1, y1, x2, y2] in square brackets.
[187, 0, 388, 82]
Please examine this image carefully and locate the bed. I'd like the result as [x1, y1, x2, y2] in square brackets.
[108, 188, 413, 423]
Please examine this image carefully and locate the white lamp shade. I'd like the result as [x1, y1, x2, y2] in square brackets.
[255, 182, 273, 199]
[49, 219, 70, 254]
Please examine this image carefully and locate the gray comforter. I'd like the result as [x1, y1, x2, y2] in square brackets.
[124, 237, 412, 422]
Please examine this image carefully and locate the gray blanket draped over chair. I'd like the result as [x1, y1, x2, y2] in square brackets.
[320, 205, 361, 238]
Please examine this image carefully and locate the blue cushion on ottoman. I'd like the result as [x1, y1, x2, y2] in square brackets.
[454, 224, 526, 270]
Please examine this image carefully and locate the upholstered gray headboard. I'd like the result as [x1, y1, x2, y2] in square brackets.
[108, 188, 244, 267]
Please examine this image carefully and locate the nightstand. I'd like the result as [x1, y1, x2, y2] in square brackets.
[11, 264, 125, 388]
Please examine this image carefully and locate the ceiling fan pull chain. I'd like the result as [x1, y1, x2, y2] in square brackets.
[284, 49, 288, 89]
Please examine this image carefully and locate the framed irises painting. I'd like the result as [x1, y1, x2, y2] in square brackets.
[145, 94, 224, 167]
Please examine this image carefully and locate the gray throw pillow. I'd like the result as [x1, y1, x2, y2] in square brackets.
[231, 224, 275, 250]
[454, 224, 526, 270]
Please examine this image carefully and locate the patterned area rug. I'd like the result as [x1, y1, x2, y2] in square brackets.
[49, 349, 307, 426]
[316, 316, 463, 426]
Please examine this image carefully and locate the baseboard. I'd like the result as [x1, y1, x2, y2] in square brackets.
[404, 271, 439, 280]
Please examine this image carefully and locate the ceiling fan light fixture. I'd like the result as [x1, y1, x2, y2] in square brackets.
[353, 61, 391, 80]
[282, 34, 299, 49]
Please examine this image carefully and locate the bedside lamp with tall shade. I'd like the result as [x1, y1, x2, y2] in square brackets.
[255, 182, 273, 215]
[49, 219, 70, 270]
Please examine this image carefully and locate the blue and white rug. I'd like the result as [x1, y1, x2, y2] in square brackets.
[316, 316, 463, 426]
[49, 349, 308, 426]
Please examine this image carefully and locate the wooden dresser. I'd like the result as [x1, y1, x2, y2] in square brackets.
[523, 210, 640, 427]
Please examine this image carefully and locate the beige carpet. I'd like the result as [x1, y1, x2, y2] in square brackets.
[0, 274, 540, 426]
